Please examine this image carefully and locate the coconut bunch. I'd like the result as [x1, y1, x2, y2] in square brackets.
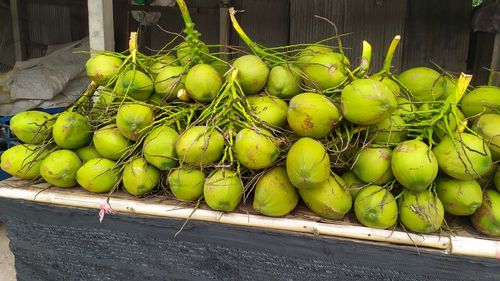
[1, 0, 500, 238]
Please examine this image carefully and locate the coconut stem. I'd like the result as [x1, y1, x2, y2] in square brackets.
[358, 41, 372, 77]
[129, 32, 138, 64]
[380, 35, 401, 75]
[228, 8, 263, 55]
[446, 73, 472, 105]
[176, 0, 193, 30]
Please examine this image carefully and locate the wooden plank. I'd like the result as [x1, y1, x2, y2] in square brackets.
[87, 0, 115, 52]
[289, 0, 407, 72]
[490, 32, 500, 86]
[10, 0, 24, 61]
[402, 0, 471, 73]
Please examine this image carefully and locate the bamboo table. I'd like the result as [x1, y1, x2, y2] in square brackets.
[0, 178, 499, 281]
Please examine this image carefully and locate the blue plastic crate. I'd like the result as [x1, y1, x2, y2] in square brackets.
[0, 107, 66, 180]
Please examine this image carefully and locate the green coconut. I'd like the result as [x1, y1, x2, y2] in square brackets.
[433, 133, 492, 180]
[439, 77, 458, 101]
[397, 67, 445, 101]
[185, 64, 223, 103]
[460, 86, 500, 118]
[143, 126, 179, 171]
[40, 150, 82, 188]
[472, 114, 500, 161]
[296, 45, 333, 68]
[341, 79, 397, 125]
[176, 41, 210, 66]
[354, 185, 398, 229]
[0, 144, 46, 179]
[75, 143, 101, 162]
[154, 66, 185, 101]
[76, 158, 120, 193]
[353, 147, 394, 185]
[94, 88, 115, 108]
[399, 190, 444, 233]
[116, 104, 155, 141]
[266, 65, 302, 98]
[234, 128, 280, 170]
[370, 115, 407, 144]
[122, 158, 160, 196]
[393, 97, 418, 121]
[253, 167, 299, 217]
[233, 55, 269, 95]
[286, 137, 330, 189]
[93, 125, 132, 161]
[53, 112, 92, 149]
[298, 174, 352, 219]
[471, 189, 500, 237]
[148, 93, 167, 106]
[303, 52, 349, 90]
[370, 75, 400, 96]
[10, 110, 53, 144]
[287, 92, 341, 138]
[391, 139, 438, 192]
[85, 54, 123, 86]
[114, 69, 154, 101]
[168, 168, 205, 201]
[435, 175, 483, 216]
[175, 126, 224, 166]
[495, 167, 500, 192]
[209, 59, 229, 77]
[247, 94, 288, 128]
[203, 169, 243, 212]
[341, 171, 366, 198]
[149, 54, 178, 77]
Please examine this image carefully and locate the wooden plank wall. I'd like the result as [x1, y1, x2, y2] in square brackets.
[402, 0, 472, 73]
[289, 0, 407, 72]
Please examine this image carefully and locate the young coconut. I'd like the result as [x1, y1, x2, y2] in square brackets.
[287, 92, 341, 138]
[75, 143, 101, 162]
[85, 54, 123, 86]
[354, 185, 398, 229]
[471, 189, 500, 237]
[176, 41, 210, 66]
[353, 147, 394, 185]
[93, 125, 132, 161]
[76, 158, 121, 193]
[298, 174, 352, 220]
[435, 175, 483, 216]
[234, 128, 280, 170]
[303, 52, 349, 90]
[370, 75, 400, 96]
[40, 150, 82, 188]
[397, 67, 445, 101]
[185, 64, 223, 103]
[472, 114, 500, 161]
[399, 190, 444, 234]
[175, 126, 225, 166]
[433, 133, 492, 180]
[266, 65, 302, 98]
[143, 126, 179, 171]
[10, 111, 53, 144]
[434, 108, 467, 140]
[168, 168, 205, 201]
[369, 115, 407, 144]
[122, 158, 160, 196]
[460, 86, 500, 118]
[495, 167, 500, 192]
[114, 69, 154, 101]
[341, 171, 366, 198]
[253, 167, 299, 217]
[247, 94, 288, 128]
[149, 54, 178, 77]
[341, 79, 397, 125]
[116, 104, 155, 141]
[53, 112, 92, 149]
[233, 55, 269, 95]
[203, 169, 243, 212]
[154, 66, 185, 101]
[0, 144, 46, 179]
[296, 45, 333, 69]
[210, 59, 230, 78]
[286, 137, 330, 189]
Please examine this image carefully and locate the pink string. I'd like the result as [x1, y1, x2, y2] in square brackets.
[99, 200, 114, 223]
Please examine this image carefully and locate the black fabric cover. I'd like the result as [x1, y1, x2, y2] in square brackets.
[0, 198, 499, 281]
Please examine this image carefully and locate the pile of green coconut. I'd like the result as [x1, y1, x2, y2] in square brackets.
[1, 0, 499, 237]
